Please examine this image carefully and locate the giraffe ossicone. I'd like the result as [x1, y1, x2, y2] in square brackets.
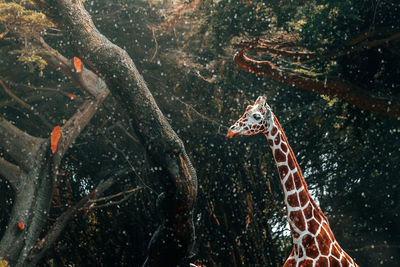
[227, 96, 358, 267]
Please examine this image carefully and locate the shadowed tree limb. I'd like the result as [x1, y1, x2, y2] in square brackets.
[32, 1, 198, 266]
[36, 37, 107, 97]
[0, 79, 53, 130]
[0, 157, 20, 190]
[54, 88, 109, 166]
[234, 49, 400, 119]
[236, 30, 400, 62]
[0, 21, 110, 267]
[0, 117, 45, 171]
[26, 168, 131, 267]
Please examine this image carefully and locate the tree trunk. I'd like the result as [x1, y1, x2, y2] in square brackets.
[0, 38, 109, 265]
[33, 1, 198, 266]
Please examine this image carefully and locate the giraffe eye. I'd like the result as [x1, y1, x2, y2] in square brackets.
[253, 114, 261, 120]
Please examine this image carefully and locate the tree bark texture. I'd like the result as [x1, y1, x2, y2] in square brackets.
[33, 1, 198, 266]
[0, 37, 110, 266]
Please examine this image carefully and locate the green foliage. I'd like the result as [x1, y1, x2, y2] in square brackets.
[295, 1, 362, 49]
[0, 1, 53, 71]
[193, 0, 273, 52]
[0, 1, 52, 35]
[9, 48, 47, 71]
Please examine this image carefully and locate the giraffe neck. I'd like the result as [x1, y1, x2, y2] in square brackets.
[262, 115, 358, 266]
[264, 115, 327, 240]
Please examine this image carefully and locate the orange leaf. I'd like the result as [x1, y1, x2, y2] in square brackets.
[17, 221, 25, 230]
[51, 126, 62, 153]
[68, 93, 76, 100]
[73, 57, 82, 73]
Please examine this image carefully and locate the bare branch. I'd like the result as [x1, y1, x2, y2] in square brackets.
[3, 79, 75, 99]
[35, 37, 107, 97]
[0, 157, 20, 190]
[0, 79, 53, 129]
[27, 168, 131, 266]
[84, 186, 143, 210]
[87, 186, 143, 203]
[0, 118, 45, 170]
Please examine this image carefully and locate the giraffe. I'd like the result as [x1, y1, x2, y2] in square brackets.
[227, 96, 358, 267]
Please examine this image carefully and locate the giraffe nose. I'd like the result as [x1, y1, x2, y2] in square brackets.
[227, 127, 239, 138]
[230, 125, 236, 129]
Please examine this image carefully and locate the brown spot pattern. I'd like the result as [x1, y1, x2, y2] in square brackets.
[281, 142, 288, 152]
[274, 134, 281, 145]
[316, 256, 329, 267]
[293, 172, 303, 189]
[288, 155, 296, 170]
[285, 175, 295, 191]
[287, 193, 300, 207]
[304, 203, 313, 219]
[316, 229, 330, 255]
[302, 234, 319, 258]
[307, 219, 320, 235]
[299, 189, 309, 207]
[289, 210, 305, 231]
[278, 165, 289, 178]
[268, 139, 273, 147]
[329, 257, 341, 267]
[331, 244, 341, 259]
[274, 149, 286, 162]
[271, 127, 278, 136]
[341, 256, 350, 267]
[299, 259, 313, 267]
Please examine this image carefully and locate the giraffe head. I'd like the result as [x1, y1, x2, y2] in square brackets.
[227, 96, 274, 138]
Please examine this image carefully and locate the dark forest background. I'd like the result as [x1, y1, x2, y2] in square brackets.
[1, 0, 399, 266]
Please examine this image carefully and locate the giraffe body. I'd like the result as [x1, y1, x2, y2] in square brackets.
[227, 96, 358, 267]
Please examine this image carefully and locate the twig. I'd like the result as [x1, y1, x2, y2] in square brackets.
[175, 98, 229, 135]
[27, 168, 129, 265]
[103, 134, 156, 194]
[88, 186, 143, 203]
[0, 79, 53, 129]
[149, 26, 159, 61]
[2, 79, 75, 98]
[83, 187, 143, 210]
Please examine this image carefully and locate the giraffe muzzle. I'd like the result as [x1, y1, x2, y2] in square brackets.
[226, 128, 239, 138]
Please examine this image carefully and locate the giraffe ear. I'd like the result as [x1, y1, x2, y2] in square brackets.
[255, 96, 266, 106]
[263, 103, 273, 121]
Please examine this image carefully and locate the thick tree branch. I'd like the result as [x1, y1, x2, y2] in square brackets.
[0, 157, 20, 190]
[0, 117, 45, 170]
[36, 37, 107, 97]
[234, 50, 400, 119]
[54, 88, 109, 165]
[33, 1, 198, 265]
[0, 21, 110, 267]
